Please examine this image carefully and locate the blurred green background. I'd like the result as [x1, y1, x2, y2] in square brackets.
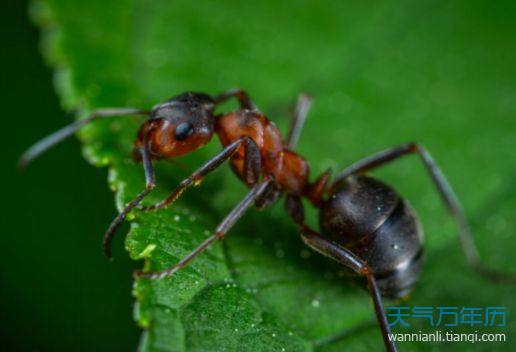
[2, 0, 516, 351]
[1, 1, 137, 351]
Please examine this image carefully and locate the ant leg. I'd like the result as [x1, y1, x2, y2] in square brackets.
[243, 137, 261, 186]
[103, 143, 155, 258]
[254, 180, 282, 209]
[213, 88, 256, 110]
[18, 107, 149, 169]
[334, 142, 516, 283]
[139, 136, 260, 212]
[285, 194, 305, 224]
[253, 93, 312, 209]
[134, 178, 272, 279]
[286, 93, 312, 149]
[299, 225, 397, 352]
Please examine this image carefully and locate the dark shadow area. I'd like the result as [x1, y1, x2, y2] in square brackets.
[0, 2, 139, 351]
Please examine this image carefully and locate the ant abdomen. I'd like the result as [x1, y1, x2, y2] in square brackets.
[320, 175, 424, 297]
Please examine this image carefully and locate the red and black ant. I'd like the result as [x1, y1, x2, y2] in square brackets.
[19, 89, 515, 351]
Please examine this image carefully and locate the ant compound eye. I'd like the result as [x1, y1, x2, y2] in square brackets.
[175, 122, 194, 141]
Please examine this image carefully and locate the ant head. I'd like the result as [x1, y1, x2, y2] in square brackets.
[135, 92, 216, 160]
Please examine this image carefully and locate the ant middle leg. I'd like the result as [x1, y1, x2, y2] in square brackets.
[139, 136, 261, 212]
[134, 178, 272, 279]
[299, 225, 397, 352]
[333, 142, 516, 283]
[105, 136, 261, 257]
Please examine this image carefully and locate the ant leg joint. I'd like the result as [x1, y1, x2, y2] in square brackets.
[181, 178, 194, 188]
[408, 141, 422, 152]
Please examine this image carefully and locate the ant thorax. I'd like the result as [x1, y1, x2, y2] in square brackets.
[216, 109, 310, 195]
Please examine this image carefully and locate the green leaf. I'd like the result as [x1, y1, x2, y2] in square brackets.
[33, 0, 516, 351]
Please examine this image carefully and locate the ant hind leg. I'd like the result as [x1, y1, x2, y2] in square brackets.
[333, 142, 516, 284]
[299, 225, 397, 352]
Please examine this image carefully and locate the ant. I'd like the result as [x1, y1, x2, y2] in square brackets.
[19, 89, 515, 351]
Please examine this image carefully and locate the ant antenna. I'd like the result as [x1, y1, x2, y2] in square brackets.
[18, 107, 149, 169]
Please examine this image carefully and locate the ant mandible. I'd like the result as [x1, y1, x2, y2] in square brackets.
[19, 89, 515, 352]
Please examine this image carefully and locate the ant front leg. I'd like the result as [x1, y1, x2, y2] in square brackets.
[299, 225, 397, 352]
[135, 178, 272, 279]
[333, 142, 516, 283]
[103, 141, 156, 258]
[139, 136, 261, 212]
[214, 88, 256, 110]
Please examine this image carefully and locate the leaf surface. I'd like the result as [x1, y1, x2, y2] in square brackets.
[34, 0, 516, 350]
